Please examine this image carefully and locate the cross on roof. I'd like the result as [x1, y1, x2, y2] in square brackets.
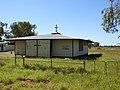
[55, 24, 58, 32]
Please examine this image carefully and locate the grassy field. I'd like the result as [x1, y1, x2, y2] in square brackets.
[0, 47, 120, 90]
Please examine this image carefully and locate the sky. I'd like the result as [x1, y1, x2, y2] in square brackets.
[0, 0, 120, 46]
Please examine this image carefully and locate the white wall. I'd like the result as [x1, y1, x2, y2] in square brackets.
[0, 44, 14, 51]
[15, 41, 25, 55]
[15, 39, 88, 57]
[83, 41, 88, 54]
[52, 40, 72, 57]
[26, 40, 50, 57]
[6, 45, 14, 51]
[73, 40, 88, 57]
[38, 40, 50, 57]
[0, 44, 6, 51]
[26, 40, 37, 57]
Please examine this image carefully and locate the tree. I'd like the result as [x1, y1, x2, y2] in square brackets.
[0, 22, 7, 36]
[94, 42, 100, 47]
[10, 21, 37, 37]
[0, 22, 8, 41]
[101, 0, 120, 34]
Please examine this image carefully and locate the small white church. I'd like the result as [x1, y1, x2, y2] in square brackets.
[6, 25, 93, 58]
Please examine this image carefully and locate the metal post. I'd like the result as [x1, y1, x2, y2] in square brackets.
[23, 57, 25, 66]
[104, 61, 107, 75]
[15, 55, 16, 65]
[94, 60, 96, 73]
[23, 55, 25, 66]
[83, 60, 86, 70]
[117, 62, 118, 76]
[51, 58, 52, 68]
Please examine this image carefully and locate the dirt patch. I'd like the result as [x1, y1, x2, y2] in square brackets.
[4, 87, 12, 90]
[41, 79, 50, 84]
[0, 80, 13, 86]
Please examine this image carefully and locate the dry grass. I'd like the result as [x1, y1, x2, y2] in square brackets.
[0, 47, 120, 90]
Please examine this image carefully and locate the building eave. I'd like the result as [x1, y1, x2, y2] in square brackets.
[4, 34, 93, 43]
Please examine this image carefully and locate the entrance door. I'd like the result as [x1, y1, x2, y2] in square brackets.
[26, 40, 37, 57]
[38, 40, 50, 57]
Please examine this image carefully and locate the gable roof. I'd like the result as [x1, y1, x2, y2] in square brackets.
[5, 34, 93, 43]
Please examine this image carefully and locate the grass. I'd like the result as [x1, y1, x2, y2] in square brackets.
[0, 47, 120, 90]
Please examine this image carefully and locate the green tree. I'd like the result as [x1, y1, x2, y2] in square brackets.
[102, 0, 120, 34]
[0, 22, 7, 36]
[94, 42, 100, 47]
[0, 22, 8, 41]
[10, 21, 37, 37]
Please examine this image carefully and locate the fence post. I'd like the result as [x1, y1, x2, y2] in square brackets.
[94, 60, 96, 73]
[51, 58, 52, 68]
[104, 61, 107, 75]
[83, 60, 86, 70]
[15, 55, 16, 65]
[23, 56, 25, 66]
[117, 61, 118, 76]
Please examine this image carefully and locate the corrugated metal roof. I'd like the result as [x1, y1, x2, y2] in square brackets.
[5, 34, 93, 42]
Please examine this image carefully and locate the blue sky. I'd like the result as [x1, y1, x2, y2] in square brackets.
[0, 0, 120, 45]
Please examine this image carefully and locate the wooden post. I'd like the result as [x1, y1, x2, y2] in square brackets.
[104, 61, 107, 75]
[117, 62, 118, 76]
[51, 58, 52, 68]
[15, 55, 16, 65]
[83, 60, 86, 70]
[94, 60, 96, 73]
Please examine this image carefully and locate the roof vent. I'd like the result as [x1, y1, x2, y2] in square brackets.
[51, 24, 61, 35]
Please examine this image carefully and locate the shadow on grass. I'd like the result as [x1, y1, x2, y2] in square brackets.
[74, 54, 103, 60]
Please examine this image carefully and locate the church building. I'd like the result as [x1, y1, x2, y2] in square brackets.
[5, 25, 93, 58]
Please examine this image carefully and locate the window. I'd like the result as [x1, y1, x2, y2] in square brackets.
[79, 40, 83, 51]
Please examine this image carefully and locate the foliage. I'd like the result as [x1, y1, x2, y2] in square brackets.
[88, 42, 100, 49]
[10, 21, 37, 37]
[0, 21, 14, 39]
[102, 0, 120, 34]
[0, 22, 7, 36]
[93, 42, 100, 47]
